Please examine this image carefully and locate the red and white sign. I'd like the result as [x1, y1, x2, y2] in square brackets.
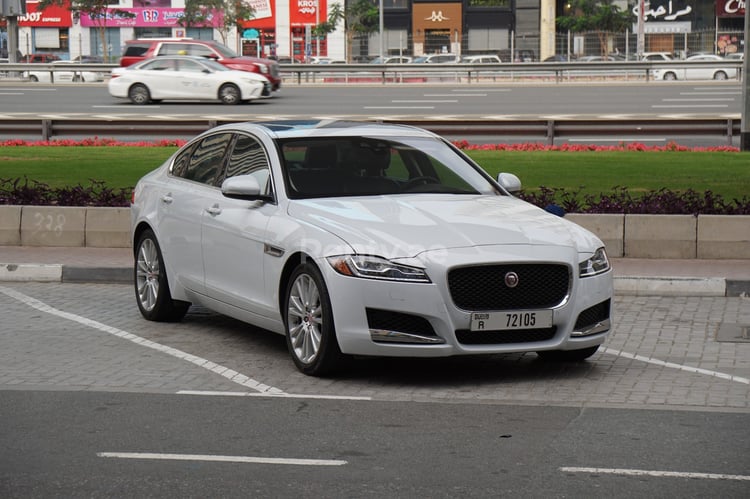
[716, 0, 745, 17]
[289, 0, 327, 26]
[18, 1, 72, 28]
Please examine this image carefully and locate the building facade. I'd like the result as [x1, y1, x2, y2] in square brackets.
[0, 1, 745, 62]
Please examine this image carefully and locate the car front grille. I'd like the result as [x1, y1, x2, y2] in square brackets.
[269, 63, 280, 78]
[448, 264, 570, 311]
[456, 327, 557, 345]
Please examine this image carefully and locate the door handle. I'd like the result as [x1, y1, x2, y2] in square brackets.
[160, 193, 173, 204]
[206, 204, 222, 216]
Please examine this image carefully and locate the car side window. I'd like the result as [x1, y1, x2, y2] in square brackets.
[224, 134, 272, 195]
[188, 44, 215, 58]
[159, 43, 191, 56]
[178, 59, 205, 73]
[173, 133, 233, 186]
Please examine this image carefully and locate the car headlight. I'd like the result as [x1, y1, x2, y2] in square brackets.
[327, 255, 431, 283]
[256, 63, 269, 74]
[579, 247, 610, 277]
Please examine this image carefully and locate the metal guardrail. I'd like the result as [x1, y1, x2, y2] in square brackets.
[0, 117, 742, 146]
[0, 60, 742, 84]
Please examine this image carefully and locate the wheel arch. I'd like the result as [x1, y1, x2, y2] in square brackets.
[277, 251, 317, 313]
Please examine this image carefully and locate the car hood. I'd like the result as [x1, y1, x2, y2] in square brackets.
[288, 195, 602, 259]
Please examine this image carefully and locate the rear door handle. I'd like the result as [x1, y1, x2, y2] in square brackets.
[206, 204, 222, 216]
[160, 193, 173, 204]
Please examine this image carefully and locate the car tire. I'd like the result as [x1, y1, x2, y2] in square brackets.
[536, 345, 599, 362]
[134, 229, 189, 322]
[663, 72, 677, 81]
[284, 262, 343, 376]
[219, 83, 241, 105]
[128, 83, 151, 105]
[29, 75, 39, 82]
[713, 71, 728, 80]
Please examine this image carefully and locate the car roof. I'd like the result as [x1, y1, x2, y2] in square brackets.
[207, 120, 440, 140]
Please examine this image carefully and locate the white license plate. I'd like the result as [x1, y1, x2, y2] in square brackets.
[470, 310, 553, 331]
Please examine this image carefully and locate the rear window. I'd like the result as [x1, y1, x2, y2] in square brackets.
[124, 44, 151, 57]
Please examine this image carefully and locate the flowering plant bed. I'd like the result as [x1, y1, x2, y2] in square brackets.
[1, 139, 747, 214]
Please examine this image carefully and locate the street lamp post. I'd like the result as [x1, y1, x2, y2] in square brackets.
[379, 0, 384, 60]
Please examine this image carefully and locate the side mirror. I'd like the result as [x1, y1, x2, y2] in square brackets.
[221, 175, 271, 201]
[497, 172, 522, 194]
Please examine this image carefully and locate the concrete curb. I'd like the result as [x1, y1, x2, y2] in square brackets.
[2, 263, 748, 296]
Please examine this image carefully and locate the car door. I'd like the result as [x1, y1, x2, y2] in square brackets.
[158, 132, 234, 294]
[201, 133, 280, 318]
[174, 58, 217, 100]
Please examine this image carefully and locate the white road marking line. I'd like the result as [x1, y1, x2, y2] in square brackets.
[363, 106, 435, 109]
[651, 104, 730, 108]
[423, 93, 487, 97]
[602, 347, 750, 385]
[560, 467, 750, 481]
[452, 89, 511, 92]
[98, 452, 347, 466]
[0, 92, 24, 95]
[177, 390, 372, 401]
[391, 100, 458, 103]
[0, 286, 285, 395]
[661, 98, 735, 102]
[679, 91, 740, 95]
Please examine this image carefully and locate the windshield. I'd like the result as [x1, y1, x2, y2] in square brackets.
[280, 136, 502, 199]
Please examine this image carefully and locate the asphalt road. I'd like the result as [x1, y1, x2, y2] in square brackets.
[1, 282, 748, 497]
[1, 80, 742, 118]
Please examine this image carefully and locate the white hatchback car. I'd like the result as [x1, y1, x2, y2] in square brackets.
[131, 121, 613, 375]
[109, 55, 270, 105]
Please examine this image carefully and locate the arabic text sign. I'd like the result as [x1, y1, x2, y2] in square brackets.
[632, 1, 693, 21]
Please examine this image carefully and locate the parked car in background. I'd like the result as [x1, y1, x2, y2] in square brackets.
[109, 56, 270, 105]
[307, 56, 346, 64]
[651, 54, 737, 81]
[641, 51, 673, 61]
[120, 38, 281, 92]
[25, 53, 61, 63]
[73, 55, 105, 63]
[369, 55, 413, 64]
[498, 49, 536, 62]
[460, 54, 502, 64]
[543, 54, 576, 62]
[576, 55, 618, 62]
[131, 120, 613, 376]
[412, 53, 460, 64]
[26, 60, 105, 83]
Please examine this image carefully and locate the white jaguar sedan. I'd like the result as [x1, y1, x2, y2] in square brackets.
[109, 55, 270, 105]
[131, 121, 613, 375]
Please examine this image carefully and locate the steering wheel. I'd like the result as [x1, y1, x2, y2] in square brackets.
[402, 176, 439, 191]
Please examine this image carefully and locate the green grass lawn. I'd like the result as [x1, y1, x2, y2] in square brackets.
[1, 146, 748, 201]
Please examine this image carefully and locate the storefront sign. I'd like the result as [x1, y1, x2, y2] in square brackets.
[289, 0, 326, 26]
[249, 0, 273, 20]
[80, 8, 223, 28]
[632, 1, 693, 21]
[716, 0, 745, 17]
[18, 2, 71, 27]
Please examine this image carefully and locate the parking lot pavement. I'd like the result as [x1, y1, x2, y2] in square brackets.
[1, 281, 748, 410]
[2, 246, 750, 296]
